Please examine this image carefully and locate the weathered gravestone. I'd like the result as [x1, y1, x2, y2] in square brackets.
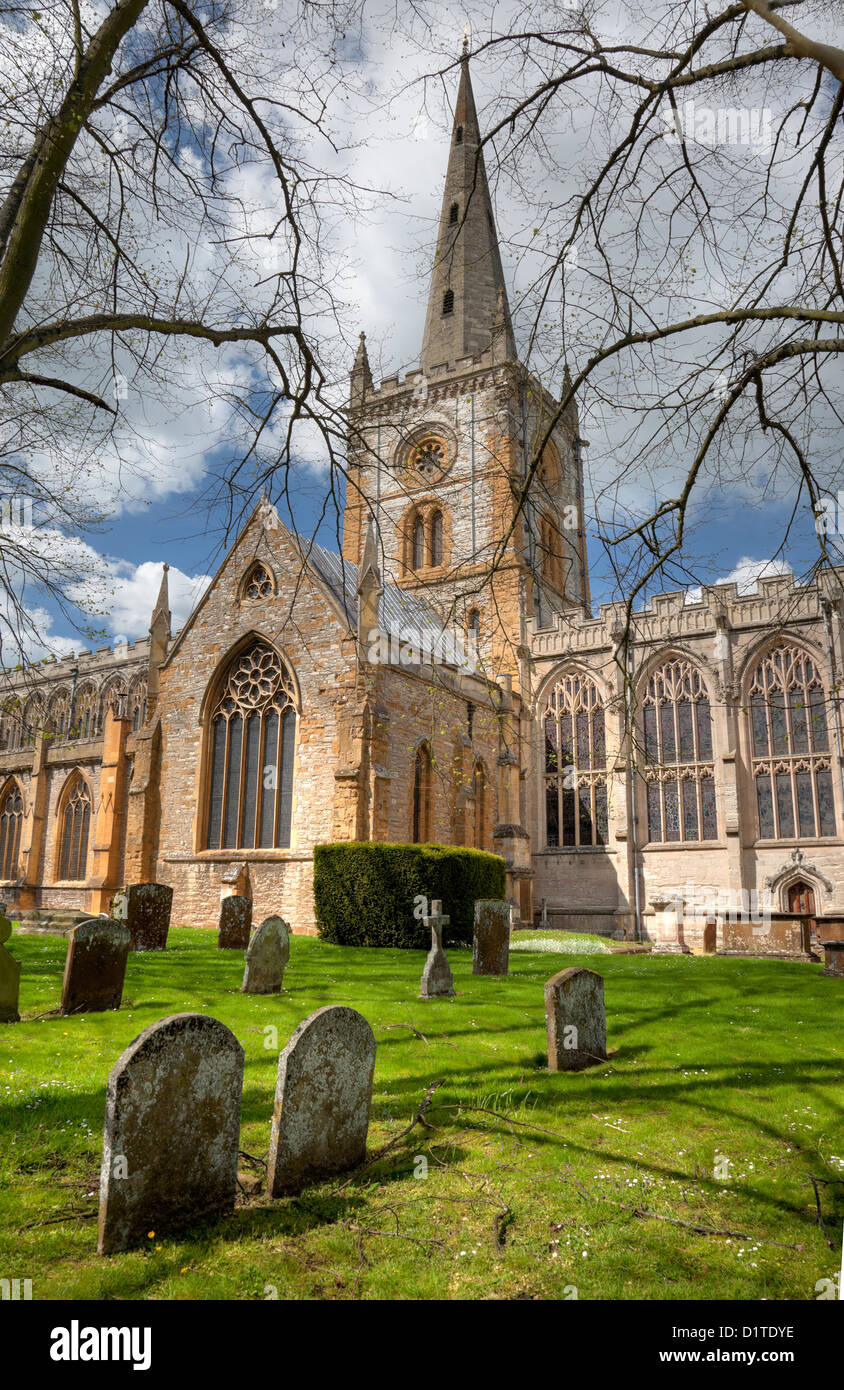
[60, 918, 131, 1015]
[218, 895, 252, 950]
[267, 1005, 376, 1196]
[821, 940, 844, 978]
[0, 913, 20, 1023]
[420, 900, 455, 999]
[473, 899, 510, 976]
[112, 882, 173, 952]
[241, 915, 289, 994]
[545, 966, 607, 1072]
[98, 1013, 244, 1254]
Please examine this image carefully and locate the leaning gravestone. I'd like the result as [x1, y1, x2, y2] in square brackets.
[241, 915, 289, 994]
[472, 899, 510, 976]
[419, 900, 455, 999]
[112, 882, 173, 952]
[0, 913, 21, 1023]
[545, 966, 607, 1072]
[60, 918, 131, 1015]
[267, 1005, 376, 1196]
[98, 1013, 244, 1255]
[218, 895, 252, 950]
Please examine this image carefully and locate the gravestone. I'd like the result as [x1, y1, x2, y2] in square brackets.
[419, 900, 455, 999]
[98, 1013, 244, 1255]
[112, 882, 173, 952]
[60, 918, 131, 1015]
[545, 966, 607, 1072]
[218, 895, 252, 950]
[267, 1005, 376, 1196]
[472, 899, 510, 976]
[241, 915, 290, 994]
[821, 940, 844, 978]
[0, 913, 21, 1023]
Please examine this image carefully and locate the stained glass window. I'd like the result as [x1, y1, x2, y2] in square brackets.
[541, 673, 607, 847]
[0, 782, 23, 880]
[642, 659, 717, 842]
[413, 742, 433, 842]
[205, 642, 297, 850]
[747, 644, 836, 839]
[243, 563, 274, 600]
[58, 776, 91, 881]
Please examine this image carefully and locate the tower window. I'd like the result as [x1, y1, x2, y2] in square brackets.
[430, 510, 444, 567]
[442, 289, 454, 316]
[412, 514, 425, 571]
[455, 125, 463, 144]
[449, 202, 459, 225]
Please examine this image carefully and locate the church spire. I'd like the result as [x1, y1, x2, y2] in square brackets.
[150, 562, 171, 645]
[419, 49, 516, 374]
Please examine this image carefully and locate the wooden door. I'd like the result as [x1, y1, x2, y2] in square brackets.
[787, 880, 818, 956]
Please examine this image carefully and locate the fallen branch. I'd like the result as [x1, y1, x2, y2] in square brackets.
[492, 1205, 512, 1257]
[616, 1203, 805, 1249]
[333, 1080, 445, 1191]
[238, 1148, 267, 1169]
[809, 1177, 834, 1249]
[19, 1208, 97, 1230]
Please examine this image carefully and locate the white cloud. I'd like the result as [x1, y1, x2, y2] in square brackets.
[69, 559, 210, 641]
[104, 561, 210, 639]
[686, 556, 792, 604]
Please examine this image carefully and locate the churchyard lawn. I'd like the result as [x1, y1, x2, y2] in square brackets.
[1, 928, 841, 1301]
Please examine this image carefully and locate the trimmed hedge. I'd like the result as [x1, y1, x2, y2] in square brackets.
[314, 841, 507, 948]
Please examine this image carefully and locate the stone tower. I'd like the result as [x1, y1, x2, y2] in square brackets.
[343, 48, 590, 685]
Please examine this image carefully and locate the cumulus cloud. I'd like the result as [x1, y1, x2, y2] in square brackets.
[68, 559, 210, 642]
[102, 561, 210, 640]
[686, 556, 793, 604]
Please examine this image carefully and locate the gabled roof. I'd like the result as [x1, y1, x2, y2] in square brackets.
[305, 541, 452, 644]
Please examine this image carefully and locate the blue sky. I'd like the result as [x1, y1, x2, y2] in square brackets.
[7, 1, 840, 655]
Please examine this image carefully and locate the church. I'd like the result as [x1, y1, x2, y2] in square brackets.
[2, 56, 844, 952]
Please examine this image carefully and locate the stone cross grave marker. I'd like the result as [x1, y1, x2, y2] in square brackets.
[98, 1013, 244, 1254]
[60, 918, 131, 1015]
[267, 1005, 376, 1196]
[241, 915, 290, 994]
[472, 899, 510, 976]
[112, 882, 173, 952]
[0, 913, 20, 1023]
[545, 966, 607, 1071]
[420, 899, 455, 999]
[218, 895, 252, 950]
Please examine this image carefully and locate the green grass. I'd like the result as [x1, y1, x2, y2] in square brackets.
[1, 928, 842, 1301]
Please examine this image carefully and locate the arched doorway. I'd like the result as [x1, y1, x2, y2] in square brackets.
[786, 880, 818, 957]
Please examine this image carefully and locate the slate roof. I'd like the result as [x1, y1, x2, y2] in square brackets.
[304, 541, 452, 643]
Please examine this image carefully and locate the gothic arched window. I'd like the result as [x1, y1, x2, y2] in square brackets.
[412, 514, 425, 571]
[747, 643, 835, 839]
[205, 642, 297, 850]
[0, 703, 22, 751]
[643, 658, 716, 842]
[58, 775, 92, 881]
[541, 513, 565, 593]
[243, 562, 274, 600]
[48, 689, 70, 741]
[412, 742, 433, 843]
[130, 678, 147, 731]
[472, 759, 487, 849]
[542, 673, 607, 847]
[0, 780, 23, 880]
[431, 510, 444, 567]
[74, 684, 97, 740]
[100, 678, 128, 725]
[22, 695, 44, 746]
